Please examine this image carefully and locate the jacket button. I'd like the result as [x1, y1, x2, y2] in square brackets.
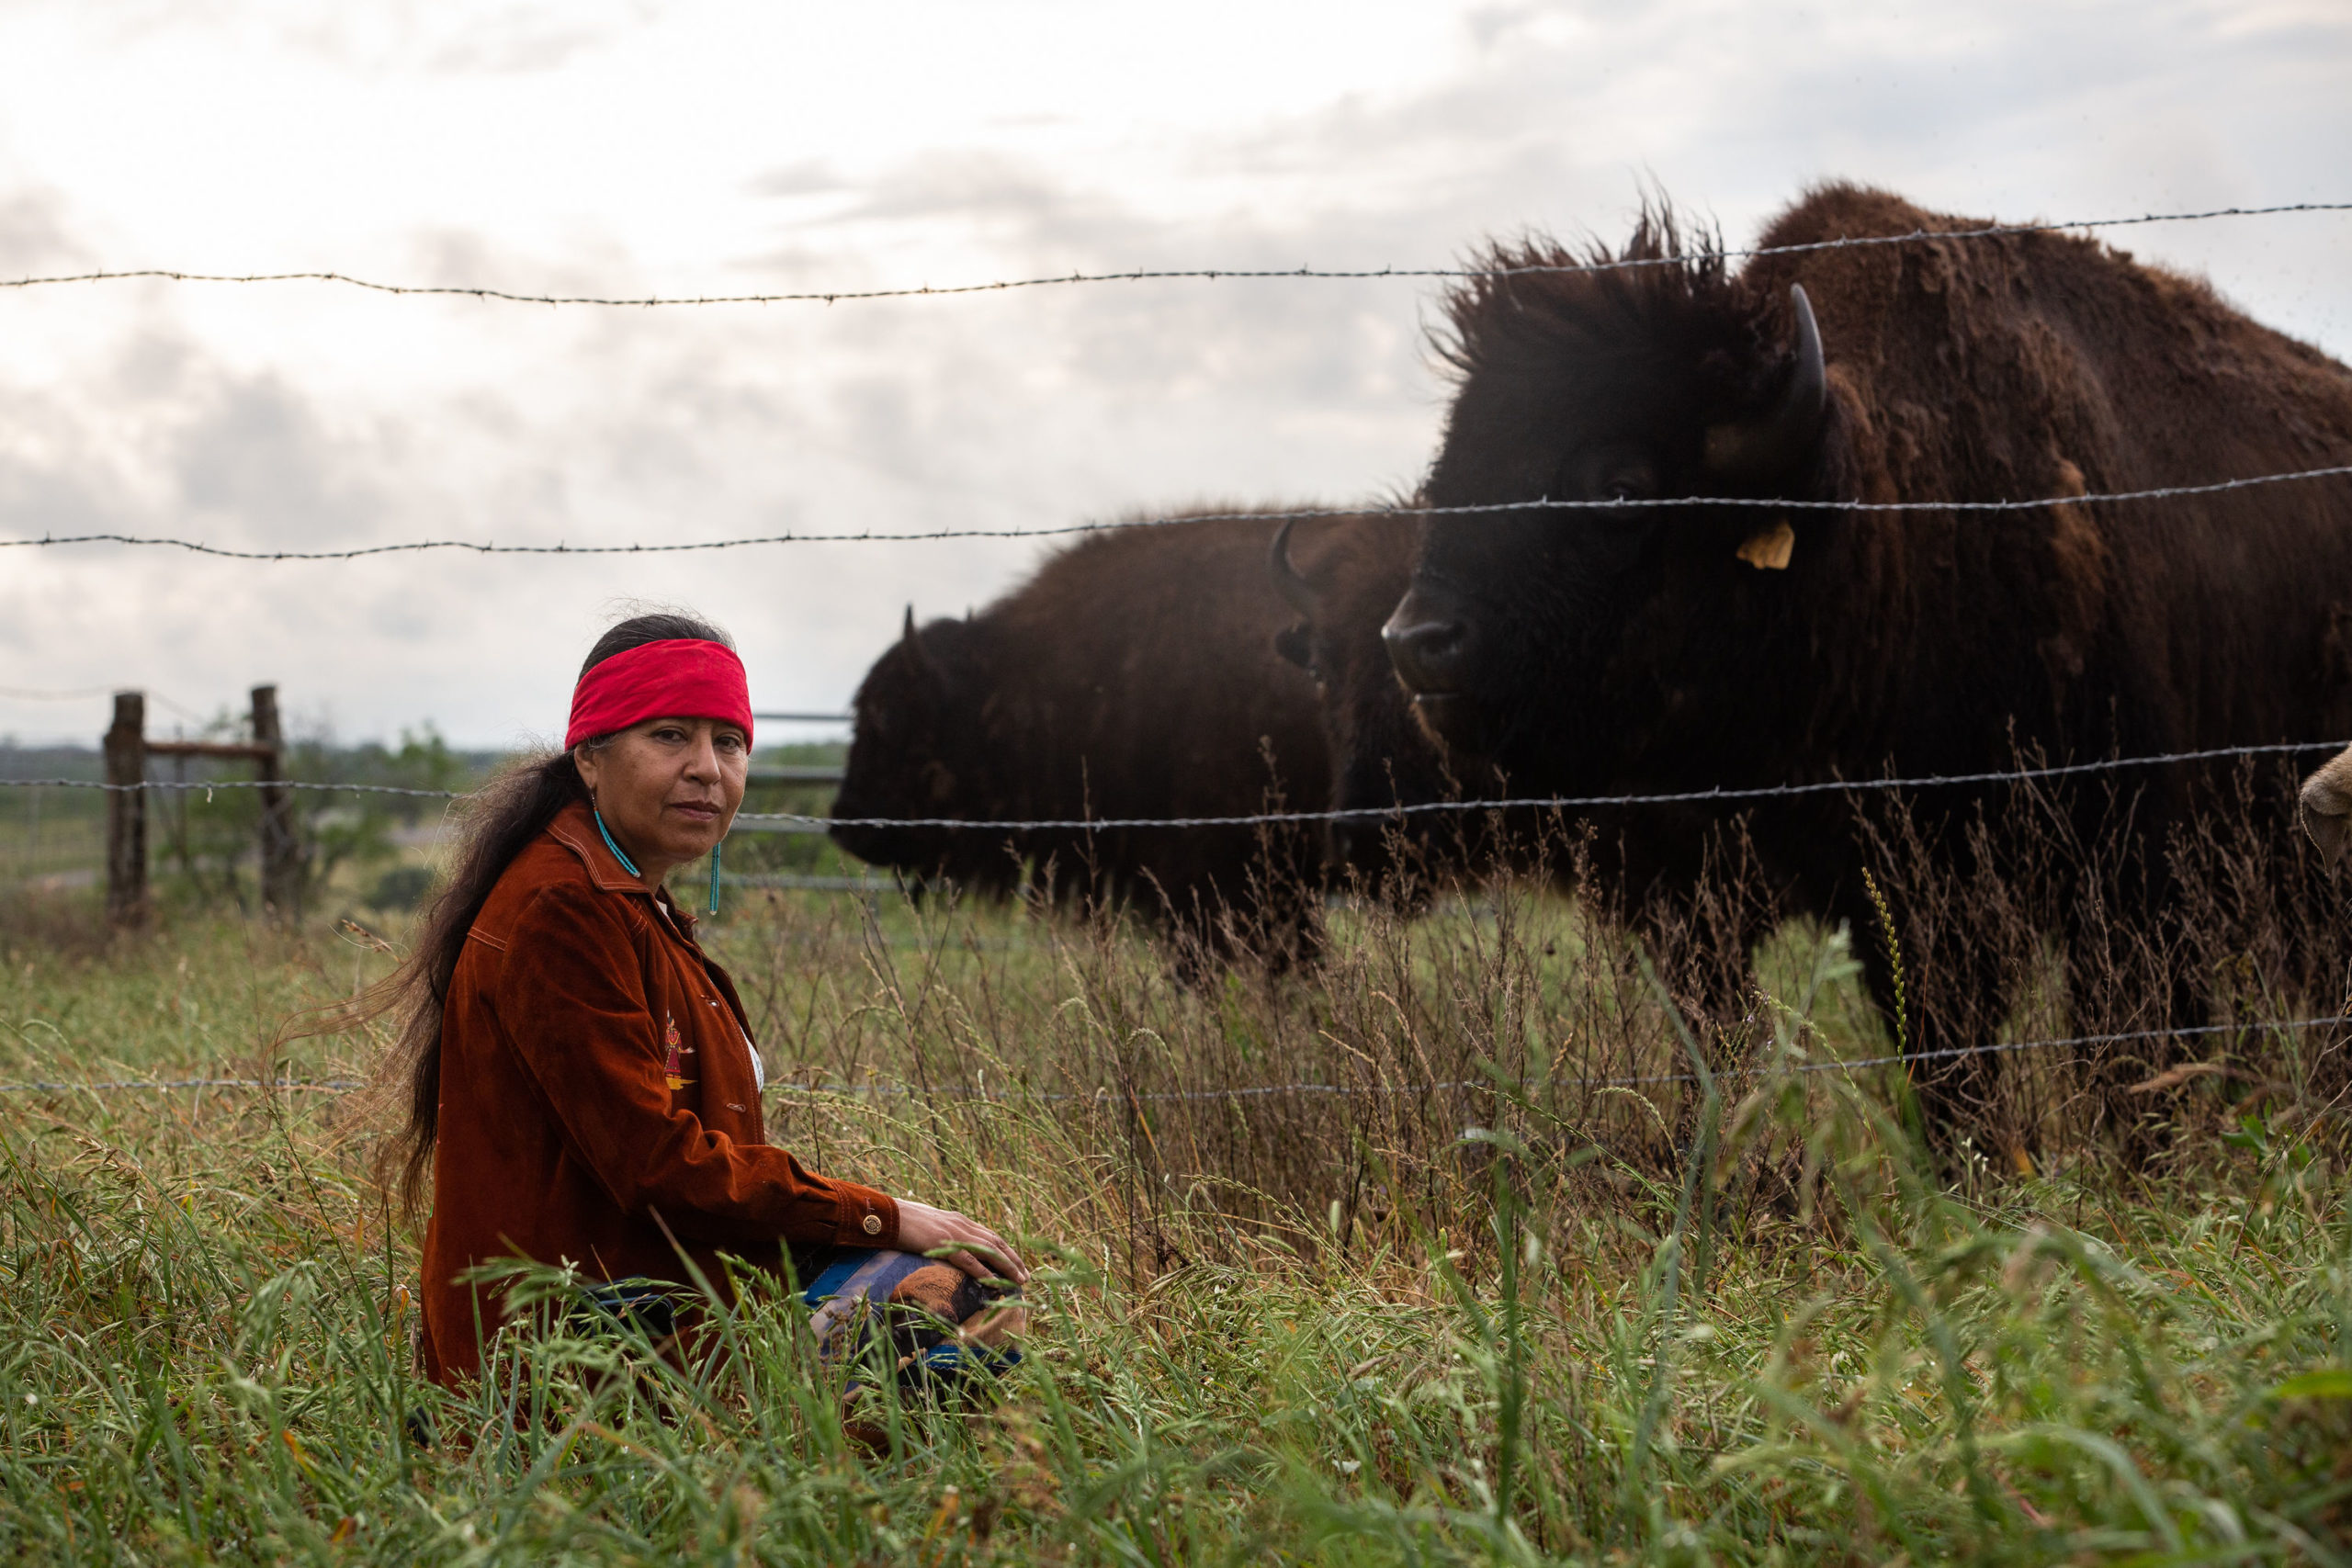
[862, 1213, 883, 1236]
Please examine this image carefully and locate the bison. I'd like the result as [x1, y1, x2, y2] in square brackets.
[1378, 183, 2352, 1125]
[830, 507, 1359, 968]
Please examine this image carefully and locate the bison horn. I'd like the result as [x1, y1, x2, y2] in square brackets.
[1270, 517, 1319, 616]
[1702, 284, 1827, 481]
[899, 604, 939, 682]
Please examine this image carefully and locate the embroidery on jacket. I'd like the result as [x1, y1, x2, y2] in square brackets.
[662, 1011, 695, 1091]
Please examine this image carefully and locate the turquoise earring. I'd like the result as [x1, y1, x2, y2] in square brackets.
[707, 838, 723, 913]
[594, 806, 641, 878]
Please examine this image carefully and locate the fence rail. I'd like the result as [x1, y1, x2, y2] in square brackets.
[97, 687, 300, 926]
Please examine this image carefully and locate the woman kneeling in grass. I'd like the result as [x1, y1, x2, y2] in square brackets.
[374, 610, 1025, 1392]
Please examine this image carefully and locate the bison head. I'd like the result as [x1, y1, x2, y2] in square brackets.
[830, 607, 1018, 889]
[1383, 213, 1829, 787]
[1271, 513, 1449, 889]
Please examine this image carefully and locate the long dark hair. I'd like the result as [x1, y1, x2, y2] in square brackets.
[374, 611, 735, 1214]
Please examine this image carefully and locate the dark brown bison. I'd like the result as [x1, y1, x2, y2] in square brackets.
[1380, 184, 2352, 1123]
[830, 507, 1349, 967]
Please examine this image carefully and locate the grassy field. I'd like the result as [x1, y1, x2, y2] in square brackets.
[2, 860, 2350, 1564]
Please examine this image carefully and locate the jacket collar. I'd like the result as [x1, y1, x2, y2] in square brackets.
[547, 801, 698, 934]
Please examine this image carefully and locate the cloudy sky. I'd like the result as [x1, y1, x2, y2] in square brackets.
[1, 0, 2346, 749]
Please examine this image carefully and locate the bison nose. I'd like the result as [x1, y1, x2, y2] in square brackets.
[1383, 592, 1470, 694]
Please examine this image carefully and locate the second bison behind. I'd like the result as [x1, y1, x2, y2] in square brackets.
[830, 508, 1378, 969]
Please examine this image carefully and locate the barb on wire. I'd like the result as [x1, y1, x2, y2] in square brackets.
[3, 202, 2346, 309]
[7, 1016, 2337, 1102]
[6, 464, 2349, 560]
[0, 736, 2344, 826]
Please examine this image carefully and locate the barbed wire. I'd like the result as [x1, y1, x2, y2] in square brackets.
[4, 1014, 2335, 1103]
[0, 736, 2342, 826]
[6, 465, 2349, 560]
[4, 202, 2346, 310]
[765, 739, 2352, 830]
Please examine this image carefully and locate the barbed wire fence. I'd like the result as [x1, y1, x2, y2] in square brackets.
[6, 197, 2352, 1113]
[8, 734, 2344, 1105]
[0, 198, 2343, 561]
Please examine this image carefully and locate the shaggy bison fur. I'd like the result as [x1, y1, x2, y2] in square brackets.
[831, 508, 1353, 969]
[1380, 183, 2352, 1130]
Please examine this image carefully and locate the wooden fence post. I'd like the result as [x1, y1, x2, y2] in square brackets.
[103, 691, 147, 928]
[251, 684, 302, 918]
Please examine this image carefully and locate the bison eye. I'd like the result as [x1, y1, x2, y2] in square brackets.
[1600, 466, 1657, 504]
[1272, 624, 1317, 675]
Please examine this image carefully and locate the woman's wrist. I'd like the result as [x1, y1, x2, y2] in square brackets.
[835, 1187, 898, 1249]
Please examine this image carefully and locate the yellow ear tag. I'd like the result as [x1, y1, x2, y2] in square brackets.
[1736, 518, 1795, 570]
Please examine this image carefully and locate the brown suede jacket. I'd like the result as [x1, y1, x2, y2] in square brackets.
[420, 801, 898, 1386]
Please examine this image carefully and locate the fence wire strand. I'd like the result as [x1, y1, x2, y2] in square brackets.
[4, 201, 2346, 309]
[788, 739, 2351, 830]
[1, 737, 2344, 827]
[7, 464, 2350, 559]
[4, 1014, 2339, 1102]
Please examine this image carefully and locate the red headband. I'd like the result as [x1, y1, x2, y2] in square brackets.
[565, 639, 754, 750]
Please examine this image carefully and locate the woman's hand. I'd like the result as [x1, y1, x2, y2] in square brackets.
[893, 1200, 1028, 1285]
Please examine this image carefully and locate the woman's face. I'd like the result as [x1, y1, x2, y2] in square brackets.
[572, 716, 750, 881]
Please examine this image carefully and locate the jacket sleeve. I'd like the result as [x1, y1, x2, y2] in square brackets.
[485, 881, 897, 1253]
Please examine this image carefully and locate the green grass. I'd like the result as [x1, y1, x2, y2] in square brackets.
[1, 890, 2347, 1565]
